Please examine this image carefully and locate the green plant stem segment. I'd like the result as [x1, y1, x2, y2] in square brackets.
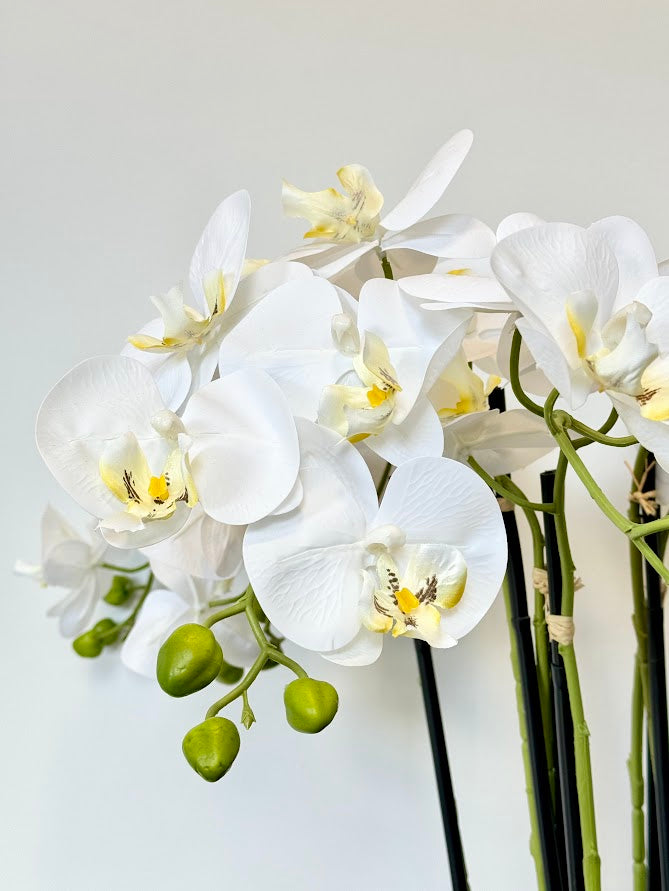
[502, 573, 547, 891]
[467, 457, 555, 513]
[205, 587, 308, 720]
[99, 561, 150, 573]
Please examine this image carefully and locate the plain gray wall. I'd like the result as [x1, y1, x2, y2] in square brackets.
[3, 1, 669, 888]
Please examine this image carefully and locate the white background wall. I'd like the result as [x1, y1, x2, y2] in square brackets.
[3, 1, 669, 888]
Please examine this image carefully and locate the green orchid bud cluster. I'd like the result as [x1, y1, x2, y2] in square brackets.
[156, 586, 339, 782]
[71, 567, 154, 660]
[73, 618, 120, 658]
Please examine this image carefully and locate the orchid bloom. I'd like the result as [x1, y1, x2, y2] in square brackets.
[218, 276, 471, 465]
[123, 189, 314, 410]
[243, 420, 507, 666]
[281, 130, 495, 291]
[427, 349, 555, 474]
[15, 505, 115, 637]
[490, 217, 669, 469]
[36, 356, 300, 548]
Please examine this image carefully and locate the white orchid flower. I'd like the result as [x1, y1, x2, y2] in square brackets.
[218, 276, 470, 466]
[36, 356, 300, 549]
[426, 348, 555, 475]
[281, 131, 495, 291]
[243, 420, 507, 666]
[490, 217, 669, 468]
[122, 187, 315, 410]
[15, 505, 113, 636]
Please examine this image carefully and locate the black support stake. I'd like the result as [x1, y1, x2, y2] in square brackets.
[541, 470, 584, 891]
[642, 459, 669, 889]
[503, 507, 564, 888]
[414, 639, 469, 890]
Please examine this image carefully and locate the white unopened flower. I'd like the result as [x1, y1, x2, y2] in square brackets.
[243, 420, 507, 665]
[36, 356, 300, 548]
[15, 505, 112, 637]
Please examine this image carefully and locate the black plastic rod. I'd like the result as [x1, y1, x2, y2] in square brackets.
[503, 507, 564, 888]
[642, 459, 669, 888]
[541, 470, 584, 891]
[414, 639, 469, 890]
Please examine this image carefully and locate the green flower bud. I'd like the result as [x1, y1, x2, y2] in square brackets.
[72, 630, 104, 658]
[182, 717, 241, 782]
[104, 575, 134, 606]
[92, 618, 119, 644]
[283, 678, 339, 734]
[217, 660, 244, 685]
[156, 624, 223, 697]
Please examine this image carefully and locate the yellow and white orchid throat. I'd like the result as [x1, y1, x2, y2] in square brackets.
[432, 349, 500, 420]
[99, 431, 198, 523]
[362, 548, 467, 643]
[319, 332, 402, 442]
[282, 164, 384, 243]
[128, 271, 228, 353]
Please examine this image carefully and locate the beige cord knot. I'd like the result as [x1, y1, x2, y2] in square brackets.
[533, 567, 580, 644]
[532, 567, 549, 595]
[532, 567, 583, 595]
[497, 496, 514, 512]
[626, 459, 658, 517]
[546, 613, 575, 645]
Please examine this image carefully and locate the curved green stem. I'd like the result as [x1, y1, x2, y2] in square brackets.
[509, 329, 545, 417]
[99, 561, 150, 573]
[205, 601, 247, 627]
[468, 457, 556, 513]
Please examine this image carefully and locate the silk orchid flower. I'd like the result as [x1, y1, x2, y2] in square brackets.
[123, 189, 314, 410]
[15, 505, 118, 636]
[490, 217, 669, 469]
[427, 349, 556, 474]
[243, 420, 507, 666]
[36, 356, 300, 549]
[281, 130, 495, 291]
[218, 276, 471, 466]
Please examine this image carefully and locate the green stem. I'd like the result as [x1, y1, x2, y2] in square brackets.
[99, 561, 150, 573]
[208, 595, 245, 608]
[502, 574, 547, 891]
[205, 601, 247, 627]
[510, 329, 545, 418]
[102, 571, 154, 644]
[560, 642, 601, 889]
[550, 419, 669, 587]
[467, 457, 555, 513]
[551, 432, 601, 887]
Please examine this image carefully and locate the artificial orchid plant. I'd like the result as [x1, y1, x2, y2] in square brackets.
[17, 129, 669, 890]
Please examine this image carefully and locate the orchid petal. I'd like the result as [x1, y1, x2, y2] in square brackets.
[380, 130, 473, 232]
[590, 216, 658, 308]
[243, 420, 378, 652]
[320, 627, 384, 666]
[36, 356, 166, 520]
[382, 214, 495, 258]
[182, 369, 300, 525]
[368, 395, 444, 465]
[218, 278, 345, 420]
[189, 190, 251, 316]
